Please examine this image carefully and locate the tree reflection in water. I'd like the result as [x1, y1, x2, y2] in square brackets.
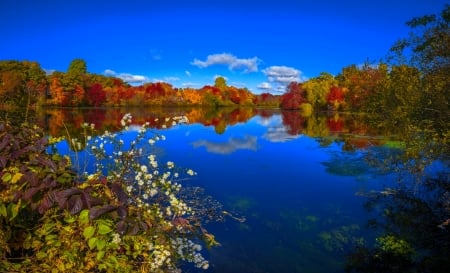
[345, 123, 449, 272]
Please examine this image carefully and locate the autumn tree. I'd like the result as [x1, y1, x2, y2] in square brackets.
[48, 72, 68, 106]
[254, 93, 281, 107]
[280, 82, 306, 110]
[336, 63, 389, 111]
[182, 88, 202, 105]
[63, 59, 88, 106]
[390, 4, 449, 126]
[86, 83, 106, 107]
[0, 60, 48, 106]
[302, 72, 337, 109]
[326, 86, 346, 110]
[0, 69, 23, 105]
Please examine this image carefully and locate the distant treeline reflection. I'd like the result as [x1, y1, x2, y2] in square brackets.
[3, 106, 407, 150]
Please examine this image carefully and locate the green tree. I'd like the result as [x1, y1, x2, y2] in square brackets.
[64, 59, 88, 105]
[67, 58, 88, 76]
[389, 4, 449, 127]
[302, 72, 337, 109]
[214, 76, 227, 91]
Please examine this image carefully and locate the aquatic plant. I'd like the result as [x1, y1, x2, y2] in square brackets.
[0, 114, 217, 272]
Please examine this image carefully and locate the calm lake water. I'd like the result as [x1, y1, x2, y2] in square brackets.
[152, 113, 384, 273]
[19, 107, 404, 272]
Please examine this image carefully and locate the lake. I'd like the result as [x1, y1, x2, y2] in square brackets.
[6, 107, 447, 273]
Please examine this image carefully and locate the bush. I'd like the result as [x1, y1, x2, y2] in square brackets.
[0, 115, 217, 272]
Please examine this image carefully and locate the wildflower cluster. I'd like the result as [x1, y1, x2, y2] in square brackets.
[171, 238, 210, 269]
[66, 113, 213, 272]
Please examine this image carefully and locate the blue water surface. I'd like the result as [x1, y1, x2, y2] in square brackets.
[154, 115, 383, 273]
[55, 113, 390, 273]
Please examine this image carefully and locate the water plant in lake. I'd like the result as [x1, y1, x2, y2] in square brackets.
[0, 114, 218, 272]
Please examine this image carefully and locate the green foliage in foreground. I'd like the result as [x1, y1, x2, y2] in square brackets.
[0, 117, 217, 272]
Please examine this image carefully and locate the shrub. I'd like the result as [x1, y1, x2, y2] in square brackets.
[0, 115, 217, 272]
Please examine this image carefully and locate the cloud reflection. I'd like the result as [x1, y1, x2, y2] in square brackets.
[258, 115, 301, 142]
[263, 126, 301, 142]
[192, 135, 258, 154]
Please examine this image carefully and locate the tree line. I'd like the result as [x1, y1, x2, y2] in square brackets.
[0, 5, 448, 117]
[1, 1, 448, 119]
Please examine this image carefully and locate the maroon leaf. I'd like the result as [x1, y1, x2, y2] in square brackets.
[68, 196, 83, 215]
[111, 183, 128, 204]
[0, 136, 11, 151]
[117, 206, 127, 219]
[128, 223, 140, 236]
[23, 187, 40, 202]
[0, 156, 6, 168]
[139, 220, 149, 232]
[55, 188, 81, 208]
[89, 205, 117, 220]
[38, 195, 54, 214]
[116, 220, 127, 235]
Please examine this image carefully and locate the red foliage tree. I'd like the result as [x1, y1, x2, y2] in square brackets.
[280, 82, 306, 109]
[86, 83, 106, 107]
[327, 86, 345, 108]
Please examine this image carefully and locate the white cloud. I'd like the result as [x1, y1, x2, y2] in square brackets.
[182, 82, 200, 88]
[150, 48, 162, 60]
[152, 77, 179, 83]
[164, 76, 180, 82]
[275, 85, 286, 93]
[185, 70, 191, 77]
[260, 66, 308, 93]
[103, 69, 116, 76]
[262, 66, 303, 84]
[230, 82, 246, 88]
[103, 69, 149, 84]
[191, 53, 261, 72]
[257, 82, 272, 90]
[119, 74, 149, 83]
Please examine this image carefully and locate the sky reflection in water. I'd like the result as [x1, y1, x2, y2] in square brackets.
[54, 113, 387, 273]
[147, 114, 384, 273]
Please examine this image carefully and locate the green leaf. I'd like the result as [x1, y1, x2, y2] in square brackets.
[36, 251, 47, 260]
[96, 239, 106, 250]
[79, 209, 89, 225]
[96, 250, 105, 261]
[83, 226, 96, 239]
[88, 237, 97, 250]
[97, 223, 112, 235]
[45, 234, 57, 242]
[64, 215, 76, 224]
[107, 255, 118, 266]
[2, 172, 11, 182]
[7, 202, 19, 220]
[0, 203, 7, 217]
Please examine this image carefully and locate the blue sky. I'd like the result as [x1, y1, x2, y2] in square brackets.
[1, 0, 447, 94]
